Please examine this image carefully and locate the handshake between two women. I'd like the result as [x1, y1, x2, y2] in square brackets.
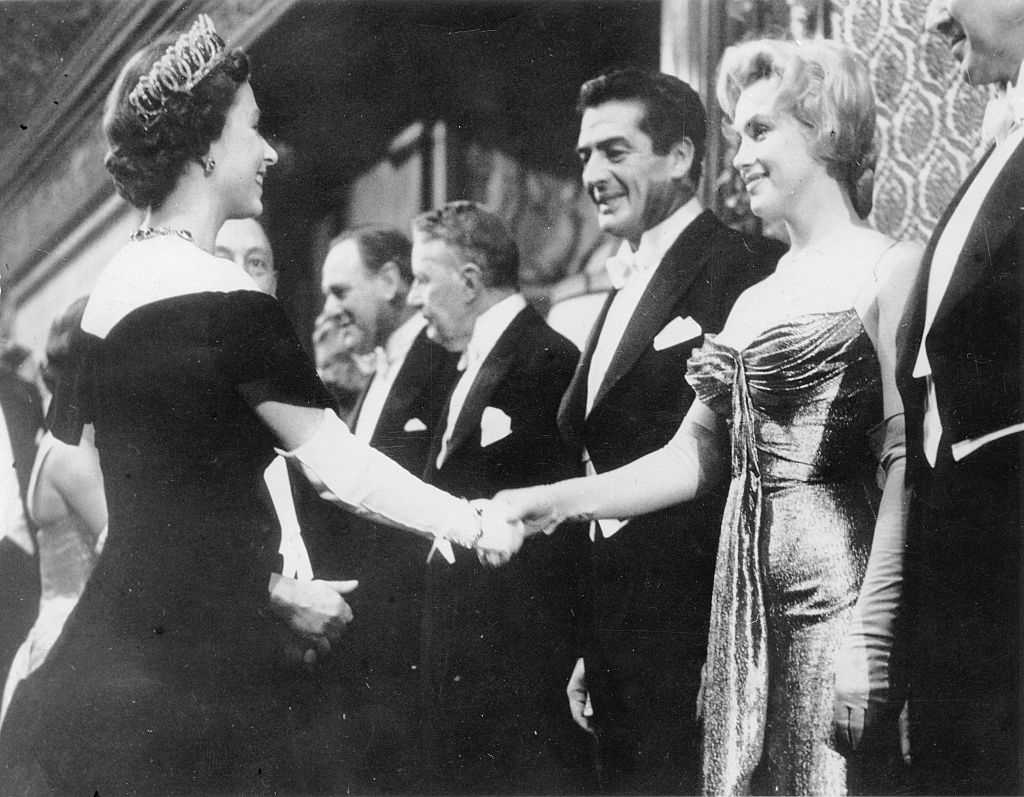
[474, 485, 564, 566]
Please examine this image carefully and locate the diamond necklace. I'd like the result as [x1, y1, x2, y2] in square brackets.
[130, 226, 195, 243]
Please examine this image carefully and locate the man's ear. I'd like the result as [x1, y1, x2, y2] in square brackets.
[460, 262, 484, 299]
[376, 260, 403, 303]
[670, 137, 695, 181]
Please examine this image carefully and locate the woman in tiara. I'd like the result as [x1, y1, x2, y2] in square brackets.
[0, 16, 515, 794]
[492, 39, 919, 794]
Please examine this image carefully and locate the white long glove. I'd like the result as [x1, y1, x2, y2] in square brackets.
[279, 409, 483, 561]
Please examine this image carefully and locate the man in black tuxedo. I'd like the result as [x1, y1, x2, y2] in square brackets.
[558, 68, 783, 794]
[410, 201, 590, 794]
[302, 225, 459, 793]
[895, 3, 1024, 793]
[0, 366, 43, 688]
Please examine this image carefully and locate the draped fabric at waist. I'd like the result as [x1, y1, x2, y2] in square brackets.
[686, 312, 885, 794]
[702, 355, 768, 795]
[752, 417, 877, 487]
[759, 466, 876, 491]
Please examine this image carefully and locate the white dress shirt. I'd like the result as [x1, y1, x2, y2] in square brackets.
[436, 293, 527, 470]
[914, 60, 1024, 465]
[353, 314, 428, 443]
[586, 197, 703, 416]
[584, 198, 702, 538]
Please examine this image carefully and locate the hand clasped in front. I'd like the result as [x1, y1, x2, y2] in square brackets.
[472, 498, 525, 567]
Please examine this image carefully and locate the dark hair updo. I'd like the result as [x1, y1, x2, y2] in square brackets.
[41, 296, 90, 395]
[102, 37, 250, 210]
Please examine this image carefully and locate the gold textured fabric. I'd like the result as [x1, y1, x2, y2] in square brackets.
[687, 310, 883, 795]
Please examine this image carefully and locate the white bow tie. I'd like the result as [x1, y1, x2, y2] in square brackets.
[605, 250, 643, 290]
[369, 346, 390, 378]
[457, 342, 484, 372]
[981, 91, 1024, 147]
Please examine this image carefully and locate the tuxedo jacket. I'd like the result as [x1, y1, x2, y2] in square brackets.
[352, 327, 460, 476]
[894, 140, 1024, 712]
[421, 304, 589, 793]
[302, 326, 458, 628]
[294, 327, 458, 793]
[559, 210, 782, 651]
[896, 142, 1024, 482]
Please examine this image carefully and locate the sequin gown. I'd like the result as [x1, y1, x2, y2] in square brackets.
[686, 310, 882, 795]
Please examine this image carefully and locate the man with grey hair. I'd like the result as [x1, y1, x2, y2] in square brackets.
[410, 201, 589, 794]
[303, 225, 458, 793]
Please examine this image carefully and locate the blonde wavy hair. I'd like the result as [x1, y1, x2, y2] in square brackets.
[716, 38, 877, 218]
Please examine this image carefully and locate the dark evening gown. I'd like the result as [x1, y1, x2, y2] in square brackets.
[0, 288, 333, 795]
[686, 310, 883, 795]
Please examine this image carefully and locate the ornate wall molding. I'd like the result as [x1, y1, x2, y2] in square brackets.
[0, 0, 300, 301]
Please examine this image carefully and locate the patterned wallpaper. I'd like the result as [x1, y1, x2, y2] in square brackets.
[834, 0, 989, 244]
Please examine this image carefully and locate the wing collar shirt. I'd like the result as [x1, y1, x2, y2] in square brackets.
[585, 197, 702, 539]
[436, 292, 527, 469]
[914, 58, 1024, 465]
[586, 196, 702, 415]
[353, 313, 428, 443]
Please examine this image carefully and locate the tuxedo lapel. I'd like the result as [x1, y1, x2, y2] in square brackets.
[558, 288, 615, 439]
[933, 139, 1024, 330]
[439, 307, 532, 463]
[369, 329, 433, 447]
[590, 211, 716, 413]
[896, 146, 995, 381]
[350, 377, 370, 429]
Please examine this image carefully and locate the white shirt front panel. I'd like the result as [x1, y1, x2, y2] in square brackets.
[585, 197, 702, 415]
[583, 198, 702, 538]
[353, 314, 428, 443]
[914, 62, 1024, 464]
[436, 294, 527, 469]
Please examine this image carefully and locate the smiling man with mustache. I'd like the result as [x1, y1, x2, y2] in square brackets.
[558, 67, 784, 795]
[894, 2, 1024, 794]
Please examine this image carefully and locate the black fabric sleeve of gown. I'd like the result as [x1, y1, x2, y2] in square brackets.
[50, 291, 334, 445]
[217, 291, 334, 410]
[48, 328, 99, 446]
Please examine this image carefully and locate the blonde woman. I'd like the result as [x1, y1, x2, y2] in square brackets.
[495, 39, 919, 794]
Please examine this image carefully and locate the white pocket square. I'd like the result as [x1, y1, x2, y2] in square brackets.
[480, 406, 513, 447]
[403, 417, 428, 433]
[653, 315, 702, 351]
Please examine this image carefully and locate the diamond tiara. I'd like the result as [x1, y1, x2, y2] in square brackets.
[127, 14, 226, 128]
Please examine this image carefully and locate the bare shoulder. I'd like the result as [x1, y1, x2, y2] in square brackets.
[46, 436, 96, 471]
[728, 275, 776, 318]
[875, 239, 924, 304]
[717, 275, 782, 345]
